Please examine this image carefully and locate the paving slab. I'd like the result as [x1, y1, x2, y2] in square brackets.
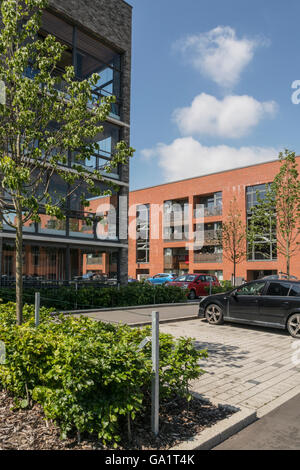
[160, 319, 300, 418]
[213, 393, 300, 450]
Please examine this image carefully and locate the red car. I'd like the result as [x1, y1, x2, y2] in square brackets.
[166, 273, 220, 300]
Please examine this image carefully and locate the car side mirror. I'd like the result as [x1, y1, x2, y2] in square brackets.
[231, 290, 237, 298]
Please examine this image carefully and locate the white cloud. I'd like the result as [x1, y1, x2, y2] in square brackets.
[141, 137, 278, 182]
[173, 93, 278, 139]
[175, 26, 268, 88]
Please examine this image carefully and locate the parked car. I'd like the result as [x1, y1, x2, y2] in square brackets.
[167, 274, 220, 300]
[198, 279, 300, 338]
[146, 273, 177, 285]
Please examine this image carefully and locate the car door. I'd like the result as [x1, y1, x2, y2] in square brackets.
[259, 281, 292, 326]
[228, 281, 266, 322]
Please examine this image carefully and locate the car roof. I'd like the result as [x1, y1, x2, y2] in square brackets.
[255, 279, 300, 284]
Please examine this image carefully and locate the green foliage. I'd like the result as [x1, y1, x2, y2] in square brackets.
[204, 280, 233, 295]
[0, 284, 188, 310]
[0, 0, 135, 323]
[0, 301, 53, 327]
[0, 307, 207, 446]
[248, 149, 300, 274]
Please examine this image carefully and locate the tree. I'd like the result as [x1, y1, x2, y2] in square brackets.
[220, 197, 247, 286]
[0, 0, 134, 324]
[248, 150, 300, 276]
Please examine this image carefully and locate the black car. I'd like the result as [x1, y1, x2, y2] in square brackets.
[198, 279, 300, 338]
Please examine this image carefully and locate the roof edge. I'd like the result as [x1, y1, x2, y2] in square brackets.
[130, 156, 300, 193]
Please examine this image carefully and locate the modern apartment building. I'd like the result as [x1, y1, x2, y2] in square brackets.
[128, 157, 300, 283]
[0, 0, 132, 285]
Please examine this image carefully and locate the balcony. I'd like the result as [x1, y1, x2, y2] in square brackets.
[204, 229, 222, 244]
[194, 253, 223, 263]
[194, 206, 222, 218]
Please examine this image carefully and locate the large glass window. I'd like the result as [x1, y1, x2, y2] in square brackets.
[136, 204, 150, 263]
[246, 184, 271, 211]
[38, 215, 67, 236]
[71, 122, 121, 179]
[1, 243, 119, 283]
[75, 29, 121, 119]
[195, 192, 222, 217]
[247, 215, 277, 261]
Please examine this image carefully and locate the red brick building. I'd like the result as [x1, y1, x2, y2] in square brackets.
[128, 158, 300, 283]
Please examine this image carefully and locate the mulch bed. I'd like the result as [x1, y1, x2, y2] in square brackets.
[0, 390, 236, 450]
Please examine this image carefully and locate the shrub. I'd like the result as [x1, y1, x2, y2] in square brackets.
[0, 284, 188, 311]
[0, 305, 207, 446]
[204, 280, 233, 295]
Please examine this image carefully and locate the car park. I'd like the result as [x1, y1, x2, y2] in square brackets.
[167, 273, 220, 300]
[146, 273, 177, 285]
[198, 278, 300, 338]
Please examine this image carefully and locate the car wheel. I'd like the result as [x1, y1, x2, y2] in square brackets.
[287, 313, 300, 338]
[205, 304, 224, 325]
[189, 290, 197, 300]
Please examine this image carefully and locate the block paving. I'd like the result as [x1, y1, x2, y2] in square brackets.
[161, 319, 300, 417]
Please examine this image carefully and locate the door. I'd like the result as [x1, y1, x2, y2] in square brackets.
[259, 281, 292, 326]
[228, 281, 266, 322]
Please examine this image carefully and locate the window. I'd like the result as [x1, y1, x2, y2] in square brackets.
[289, 284, 300, 297]
[266, 282, 291, 297]
[32, 246, 40, 267]
[195, 192, 222, 217]
[76, 29, 121, 119]
[136, 204, 150, 264]
[235, 282, 266, 296]
[246, 184, 272, 211]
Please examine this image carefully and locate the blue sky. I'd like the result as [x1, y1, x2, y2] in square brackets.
[128, 0, 300, 190]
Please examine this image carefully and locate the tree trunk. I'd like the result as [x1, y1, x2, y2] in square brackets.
[233, 257, 236, 287]
[286, 240, 290, 276]
[286, 256, 290, 277]
[15, 207, 23, 325]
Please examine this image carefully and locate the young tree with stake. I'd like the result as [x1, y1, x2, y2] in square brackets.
[0, 0, 134, 324]
[248, 150, 300, 277]
[220, 197, 247, 287]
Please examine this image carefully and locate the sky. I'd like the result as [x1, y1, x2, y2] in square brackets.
[128, 0, 300, 190]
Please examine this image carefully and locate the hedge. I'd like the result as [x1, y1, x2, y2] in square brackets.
[0, 284, 188, 311]
[0, 302, 207, 446]
[204, 280, 233, 295]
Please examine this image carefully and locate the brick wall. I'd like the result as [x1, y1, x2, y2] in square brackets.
[128, 158, 300, 281]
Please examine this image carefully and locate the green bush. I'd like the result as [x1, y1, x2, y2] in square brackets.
[0, 284, 188, 311]
[204, 280, 233, 295]
[0, 304, 207, 446]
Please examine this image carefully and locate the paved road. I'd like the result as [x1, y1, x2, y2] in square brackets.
[160, 318, 300, 418]
[214, 393, 300, 450]
[72, 303, 198, 326]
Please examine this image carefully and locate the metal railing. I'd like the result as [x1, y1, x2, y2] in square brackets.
[194, 253, 223, 263]
[0, 278, 118, 289]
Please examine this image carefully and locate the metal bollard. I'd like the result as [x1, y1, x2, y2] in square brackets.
[35, 292, 40, 327]
[151, 311, 159, 436]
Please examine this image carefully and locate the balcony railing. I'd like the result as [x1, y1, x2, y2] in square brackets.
[204, 229, 222, 243]
[194, 206, 222, 218]
[194, 253, 223, 263]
